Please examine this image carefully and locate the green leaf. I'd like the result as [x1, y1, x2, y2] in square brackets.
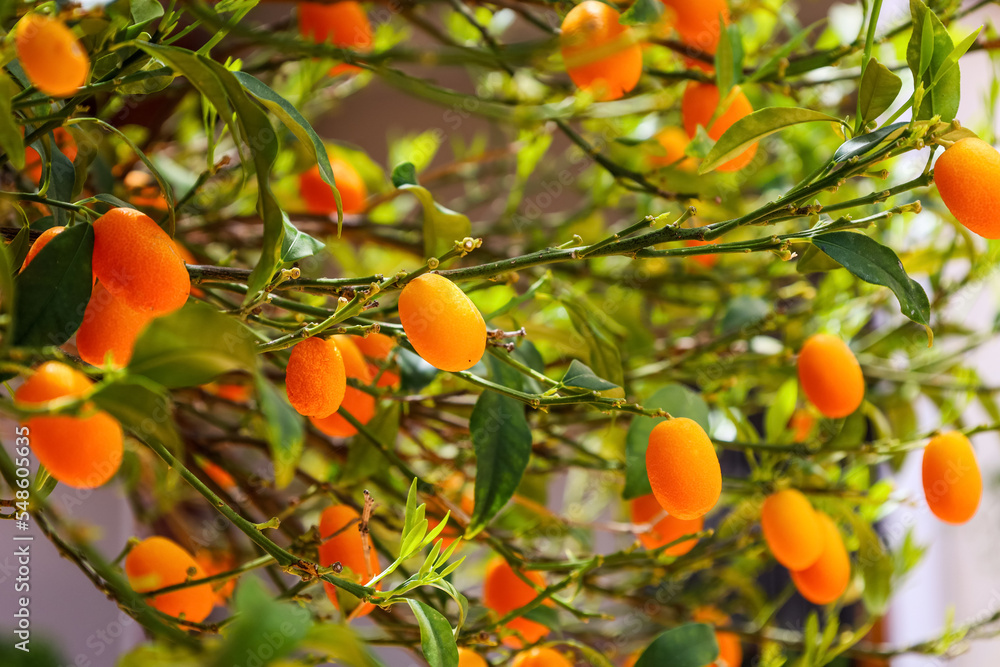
[812, 232, 931, 331]
[858, 58, 903, 127]
[0, 239, 15, 352]
[796, 242, 843, 273]
[7, 226, 31, 271]
[254, 372, 305, 489]
[138, 45, 285, 306]
[720, 295, 769, 334]
[398, 347, 439, 392]
[906, 0, 960, 121]
[700, 107, 841, 173]
[467, 390, 532, 537]
[280, 213, 326, 264]
[128, 303, 259, 388]
[831, 121, 907, 164]
[714, 22, 744, 97]
[624, 385, 709, 499]
[211, 578, 311, 667]
[561, 297, 624, 387]
[635, 623, 719, 667]
[233, 70, 343, 230]
[92, 376, 182, 453]
[13, 223, 93, 348]
[0, 72, 24, 169]
[561, 359, 620, 391]
[130, 0, 164, 25]
[406, 599, 459, 667]
[764, 378, 798, 443]
[620, 0, 663, 25]
[392, 162, 470, 258]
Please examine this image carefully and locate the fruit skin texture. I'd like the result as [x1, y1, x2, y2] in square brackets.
[922, 431, 982, 524]
[14, 362, 123, 489]
[629, 493, 703, 555]
[300, 156, 368, 215]
[761, 489, 824, 570]
[645, 418, 721, 520]
[797, 333, 865, 418]
[933, 137, 1000, 239]
[76, 282, 154, 369]
[297, 1, 372, 76]
[20, 226, 65, 272]
[660, 0, 730, 54]
[16, 14, 89, 97]
[512, 647, 574, 667]
[560, 2, 643, 101]
[125, 537, 215, 623]
[482, 558, 550, 647]
[285, 337, 346, 418]
[457, 648, 488, 667]
[682, 83, 758, 172]
[318, 505, 381, 618]
[92, 207, 191, 315]
[398, 274, 487, 372]
[789, 513, 850, 605]
[309, 335, 375, 437]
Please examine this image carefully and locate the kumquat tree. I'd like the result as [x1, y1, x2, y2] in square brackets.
[3, 0, 1000, 665]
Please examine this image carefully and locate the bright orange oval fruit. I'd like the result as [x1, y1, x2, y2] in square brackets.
[761, 489, 824, 570]
[797, 333, 865, 419]
[933, 137, 1000, 239]
[789, 513, 850, 605]
[309, 335, 375, 437]
[512, 647, 574, 667]
[922, 431, 982, 524]
[285, 337, 346, 418]
[645, 418, 721, 520]
[560, 1, 643, 101]
[318, 504, 381, 618]
[398, 273, 486, 372]
[482, 558, 550, 647]
[125, 536, 215, 623]
[16, 14, 89, 97]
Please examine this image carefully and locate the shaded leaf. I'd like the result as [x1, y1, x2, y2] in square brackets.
[832, 121, 908, 164]
[210, 578, 311, 667]
[128, 303, 259, 388]
[467, 390, 532, 537]
[0, 72, 24, 169]
[635, 623, 719, 667]
[13, 223, 93, 348]
[280, 213, 326, 263]
[254, 372, 305, 489]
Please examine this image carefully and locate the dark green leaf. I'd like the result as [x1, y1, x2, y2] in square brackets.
[280, 213, 326, 263]
[128, 303, 259, 388]
[92, 376, 182, 453]
[720, 295, 769, 334]
[701, 107, 840, 173]
[858, 58, 903, 126]
[7, 226, 31, 272]
[254, 372, 305, 488]
[561, 359, 620, 391]
[13, 223, 93, 348]
[391, 162, 418, 188]
[635, 623, 719, 667]
[832, 121, 908, 164]
[406, 599, 459, 667]
[619, 0, 663, 25]
[812, 232, 931, 329]
[624, 385, 709, 499]
[233, 70, 343, 230]
[467, 390, 532, 537]
[47, 142, 76, 227]
[211, 578, 311, 667]
[398, 347, 439, 392]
